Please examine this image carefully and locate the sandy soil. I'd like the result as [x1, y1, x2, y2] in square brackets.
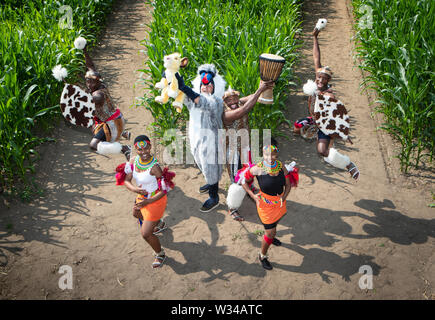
[0, 0, 433, 300]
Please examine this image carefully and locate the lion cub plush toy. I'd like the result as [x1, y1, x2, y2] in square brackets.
[155, 52, 188, 113]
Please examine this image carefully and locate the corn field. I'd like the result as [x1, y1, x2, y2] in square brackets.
[351, 0, 435, 173]
[0, 0, 114, 198]
[139, 0, 302, 140]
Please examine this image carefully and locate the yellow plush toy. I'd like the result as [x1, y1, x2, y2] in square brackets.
[155, 52, 188, 113]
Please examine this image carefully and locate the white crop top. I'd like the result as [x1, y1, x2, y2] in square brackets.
[125, 158, 159, 195]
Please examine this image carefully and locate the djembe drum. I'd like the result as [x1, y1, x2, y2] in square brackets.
[258, 53, 285, 104]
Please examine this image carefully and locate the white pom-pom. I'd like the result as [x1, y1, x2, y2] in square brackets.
[316, 19, 327, 30]
[97, 142, 122, 155]
[74, 37, 87, 50]
[52, 65, 68, 82]
[303, 79, 317, 96]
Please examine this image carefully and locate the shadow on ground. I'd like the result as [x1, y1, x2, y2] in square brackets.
[0, 123, 113, 267]
[160, 179, 435, 283]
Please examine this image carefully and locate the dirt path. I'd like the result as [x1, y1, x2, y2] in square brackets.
[0, 0, 433, 300]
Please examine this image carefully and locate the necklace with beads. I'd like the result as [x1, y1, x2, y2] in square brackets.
[258, 160, 282, 175]
[135, 155, 156, 171]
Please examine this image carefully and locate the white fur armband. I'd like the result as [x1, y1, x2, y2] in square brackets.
[124, 162, 133, 174]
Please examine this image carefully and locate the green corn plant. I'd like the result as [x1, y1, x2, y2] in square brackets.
[0, 0, 115, 196]
[351, 0, 434, 173]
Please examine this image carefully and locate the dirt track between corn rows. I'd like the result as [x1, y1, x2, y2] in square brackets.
[0, 0, 433, 300]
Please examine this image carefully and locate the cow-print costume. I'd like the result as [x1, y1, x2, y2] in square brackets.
[60, 84, 95, 128]
[314, 94, 350, 141]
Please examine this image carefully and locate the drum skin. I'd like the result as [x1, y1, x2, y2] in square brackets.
[258, 53, 285, 104]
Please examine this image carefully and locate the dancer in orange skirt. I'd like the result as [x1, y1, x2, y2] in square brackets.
[120, 135, 174, 268]
[242, 139, 298, 270]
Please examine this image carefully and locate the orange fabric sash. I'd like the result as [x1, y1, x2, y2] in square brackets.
[256, 191, 287, 225]
[136, 194, 167, 222]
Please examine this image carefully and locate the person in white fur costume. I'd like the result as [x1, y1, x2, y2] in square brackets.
[303, 20, 360, 180]
[175, 64, 226, 212]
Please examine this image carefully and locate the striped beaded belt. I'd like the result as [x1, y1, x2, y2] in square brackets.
[139, 190, 157, 199]
[259, 193, 283, 207]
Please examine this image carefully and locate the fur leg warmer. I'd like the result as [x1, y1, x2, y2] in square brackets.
[323, 148, 350, 170]
[97, 141, 122, 155]
[226, 183, 246, 210]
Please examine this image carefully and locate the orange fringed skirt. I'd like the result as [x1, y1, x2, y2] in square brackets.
[256, 191, 287, 225]
[136, 194, 167, 222]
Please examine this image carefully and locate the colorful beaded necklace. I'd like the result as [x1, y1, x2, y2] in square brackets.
[135, 155, 156, 171]
[258, 160, 282, 175]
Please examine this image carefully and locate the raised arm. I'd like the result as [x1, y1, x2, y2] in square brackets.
[312, 28, 322, 70]
[175, 73, 200, 104]
[83, 47, 97, 72]
[222, 80, 274, 125]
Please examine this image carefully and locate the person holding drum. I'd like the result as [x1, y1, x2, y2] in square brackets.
[222, 80, 274, 221]
[308, 25, 360, 180]
[241, 138, 294, 270]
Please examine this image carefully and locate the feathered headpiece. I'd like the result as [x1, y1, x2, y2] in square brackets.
[192, 64, 226, 99]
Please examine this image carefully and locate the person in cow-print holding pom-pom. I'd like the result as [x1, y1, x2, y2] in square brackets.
[307, 26, 360, 180]
[82, 44, 132, 160]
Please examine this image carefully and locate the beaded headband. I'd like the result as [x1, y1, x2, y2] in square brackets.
[263, 145, 279, 153]
[134, 140, 149, 149]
